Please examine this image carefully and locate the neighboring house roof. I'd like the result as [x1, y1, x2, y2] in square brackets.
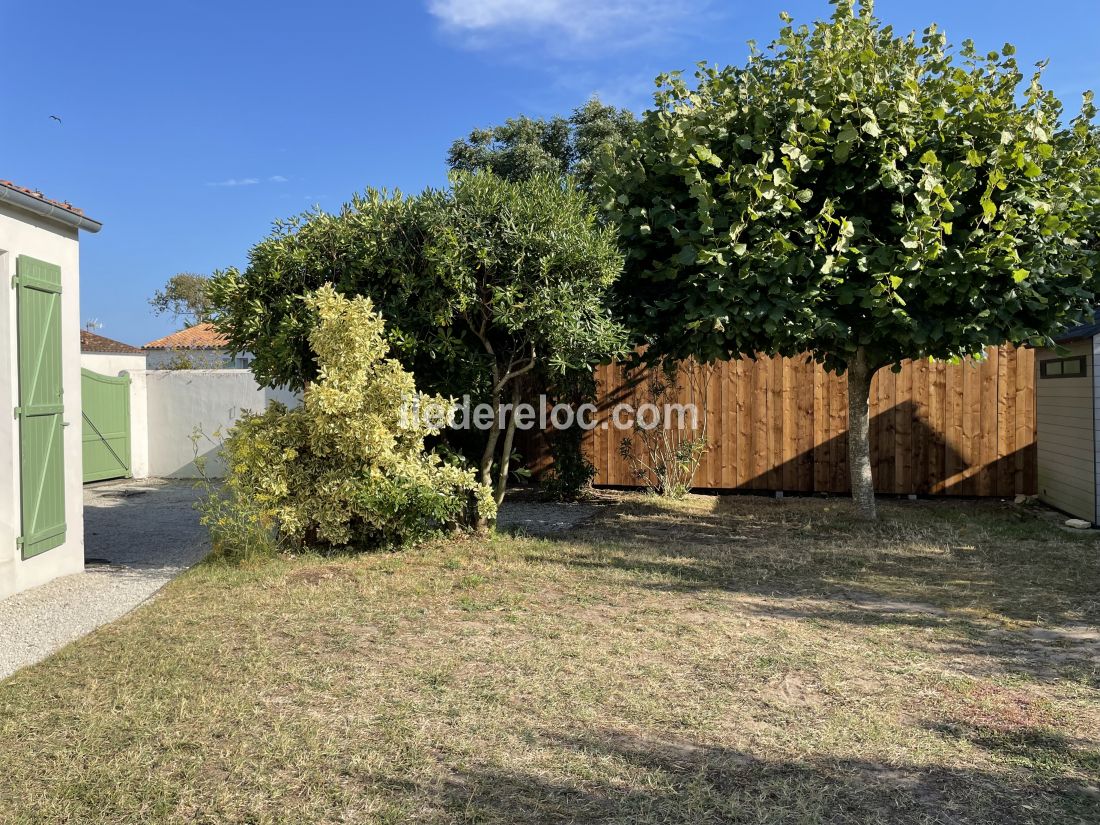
[144, 323, 228, 350]
[0, 179, 102, 232]
[1053, 309, 1100, 344]
[80, 330, 144, 354]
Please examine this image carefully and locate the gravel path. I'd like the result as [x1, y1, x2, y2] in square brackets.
[0, 479, 207, 681]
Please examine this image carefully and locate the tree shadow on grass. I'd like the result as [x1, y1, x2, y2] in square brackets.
[924, 719, 1100, 778]
[516, 494, 1100, 686]
[409, 727, 1099, 824]
[542, 494, 1096, 614]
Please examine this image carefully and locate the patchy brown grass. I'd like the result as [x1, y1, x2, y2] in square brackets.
[1, 493, 1098, 824]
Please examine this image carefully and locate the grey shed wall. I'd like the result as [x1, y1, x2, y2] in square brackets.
[1035, 338, 1096, 523]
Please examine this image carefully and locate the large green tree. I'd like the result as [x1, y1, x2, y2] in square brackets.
[208, 171, 624, 513]
[601, 0, 1100, 519]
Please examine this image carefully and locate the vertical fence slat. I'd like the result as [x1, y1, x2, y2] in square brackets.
[944, 359, 963, 493]
[751, 357, 768, 488]
[880, 368, 897, 493]
[930, 360, 948, 494]
[895, 361, 913, 494]
[964, 358, 982, 495]
[911, 358, 929, 495]
[985, 349, 1003, 497]
[832, 369, 849, 493]
[795, 357, 815, 491]
[712, 361, 724, 488]
[735, 359, 751, 488]
[996, 346, 1014, 496]
[812, 363, 826, 492]
[1018, 347, 1037, 493]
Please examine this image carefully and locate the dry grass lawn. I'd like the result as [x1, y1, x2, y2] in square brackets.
[1, 493, 1098, 824]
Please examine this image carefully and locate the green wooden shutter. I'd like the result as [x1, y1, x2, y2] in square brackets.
[15, 255, 67, 559]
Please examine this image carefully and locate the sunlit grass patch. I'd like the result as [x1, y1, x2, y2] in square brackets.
[1, 493, 1097, 824]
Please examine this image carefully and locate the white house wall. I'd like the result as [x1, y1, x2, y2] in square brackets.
[0, 202, 85, 600]
[132, 370, 299, 479]
[80, 351, 147, 376]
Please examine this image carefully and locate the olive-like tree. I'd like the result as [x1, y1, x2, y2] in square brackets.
[440, 172, 625, 506]
[208, 171, 624, 515]
[601, 0, 1100, 519]
[448, 98, 637, 499]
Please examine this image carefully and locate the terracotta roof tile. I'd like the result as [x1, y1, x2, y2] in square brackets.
[0, 179, 87, 218]
[143, 323, 229, 350]
[81, 330, 144, 354]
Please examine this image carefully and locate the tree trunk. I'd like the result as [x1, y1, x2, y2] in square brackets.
[494, 384, 522, 507]
[846, 347, 877, 521]
[478, 365, 502, 483]
[476, 380, 502, 531]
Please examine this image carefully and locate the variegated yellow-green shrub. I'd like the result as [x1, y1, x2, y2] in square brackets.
[202, 285, 493, 556]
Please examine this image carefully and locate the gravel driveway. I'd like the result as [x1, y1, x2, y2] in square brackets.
[0, 479, 207, 681]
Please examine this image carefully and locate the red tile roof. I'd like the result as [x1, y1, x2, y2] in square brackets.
[144, 323, 228, 350]
[1, 179, 88, 218]
[80, 330, 144, 354]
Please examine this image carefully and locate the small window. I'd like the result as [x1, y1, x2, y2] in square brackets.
[1040, 356, 1088, 379]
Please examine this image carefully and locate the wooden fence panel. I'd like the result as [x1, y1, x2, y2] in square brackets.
[525, 345, 1037, 497]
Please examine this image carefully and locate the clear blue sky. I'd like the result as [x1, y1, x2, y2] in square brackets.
[2, 0, 1097, 346]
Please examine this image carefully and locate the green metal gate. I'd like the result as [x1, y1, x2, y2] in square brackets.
[81, 369, 132, 483]
[15, 255, 67, 559]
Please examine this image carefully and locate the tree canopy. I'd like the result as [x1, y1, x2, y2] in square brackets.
[600, 0, 1100, 517]
[208, 189, 464, 396]
[448, 98, 636, 190]
[149, 273, 213, 325]
[604, 0, 1099, 371]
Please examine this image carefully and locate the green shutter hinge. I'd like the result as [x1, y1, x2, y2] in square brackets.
[15, 535, 24, 548]
[11, 274, 18, 288]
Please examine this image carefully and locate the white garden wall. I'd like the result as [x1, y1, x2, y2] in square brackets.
[80, 351, 147, 376]
[129, 369, 298, 479]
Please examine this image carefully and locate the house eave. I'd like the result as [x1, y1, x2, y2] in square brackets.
[0, 184, 102, 233]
